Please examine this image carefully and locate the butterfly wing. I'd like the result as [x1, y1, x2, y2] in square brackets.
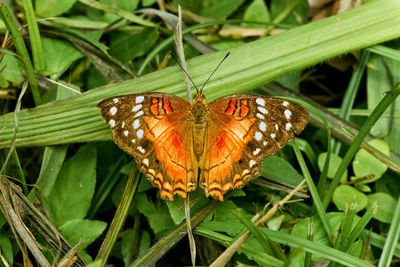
[97, 93, 197, 201]
[200, 95, 308, 201]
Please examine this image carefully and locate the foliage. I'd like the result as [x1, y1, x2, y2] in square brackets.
[1, 0, 400, 266]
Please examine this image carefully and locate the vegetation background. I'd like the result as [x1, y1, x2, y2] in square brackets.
[1, 0, 400, 266]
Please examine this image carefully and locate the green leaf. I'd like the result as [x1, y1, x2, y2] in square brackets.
[243, 0, 271, 28]
[352, 138, 390, 182]
[0, 53, 25, 87]
[0, 232, 13, 267]
[318, 152, 347, 183]
[261, 155, 303, 186]
[270, 0, 309, 25]
[134, 192, 175, 236]
[60, 219, 107, 249]
[367, 192, 396, 223]
[42, 37, 83, 80]
[173, 0, 246, 19]
[347, 239, 363, 258]
[142, 0, 157, 7]
[47, 144, 97, 227]
[113, 0, 140, 11]
[367, 47, 400, 155]
[109, 28, 159, 63]
[332, 185, 368, 212]
[35, 0, 78, 17]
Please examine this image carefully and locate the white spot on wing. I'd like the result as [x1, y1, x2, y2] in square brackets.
[133, 119, 140, 129]
[136, 96, 144, 103]
[286, 123, 292, 131]
[283, 101, 289, 106]
[257, 106, 268, 114]
[131, 139, 136, 143]
[135, 110, 144, 117]
[249, 160, 256, 167]
[137, 129, 144, 138]
[138, 146, 145, 153]
[256, 113, 264, 119]
[110, 106, 117, 115]
[109, 119, 115, 128]
[143, 158, 149, 166]
[113, 98, 119, 103]
[121, 122, 125, 128]
[263, 141, 268, 146]
[275, 124, 279, 130]
[255, 131, 262, 141]
[124, 130, 129, 136]
[259, 122, 266, 132]
[271, 133, 276, 139]
[284, 109, 292, 119]
[253, 148, 261, 156]
[256, 98, 265, 106]
[132, 104, 142, 112]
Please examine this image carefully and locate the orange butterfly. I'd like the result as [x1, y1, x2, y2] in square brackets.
[97, 90, 308, 201]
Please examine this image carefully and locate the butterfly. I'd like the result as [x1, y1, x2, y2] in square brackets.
[97, 90, 308, 201]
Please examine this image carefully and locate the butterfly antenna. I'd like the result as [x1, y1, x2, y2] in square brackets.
[200, 52, 230, 92]
[169, 51, 199, 91]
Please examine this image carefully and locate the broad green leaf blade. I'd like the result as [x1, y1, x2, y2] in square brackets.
[47, 144, 97, 227]
[243, 0, 271, 28]
[367, 193, 396, 223]
[60, 219, 107, 249]
[261, 155, 303, 186]
[332, 185, 368, 212]
[1, 0, 400, 148]
[35, 0, 77, 17]
[353, 139, 390, 182]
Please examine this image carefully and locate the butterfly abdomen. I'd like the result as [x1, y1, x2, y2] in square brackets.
[190, 100, 209, 161]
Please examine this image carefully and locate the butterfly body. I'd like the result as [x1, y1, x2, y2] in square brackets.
[97, 91, 308, 201]
[190, 92, 209, 161]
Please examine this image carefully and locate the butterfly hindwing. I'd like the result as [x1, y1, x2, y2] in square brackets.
[97, 93, 197, 201]
[200, 95, 308, 201]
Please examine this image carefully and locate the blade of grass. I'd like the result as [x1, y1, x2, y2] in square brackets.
[323, 84, 400, 209]
[332, 51, 370, 154]
[367, 45, 400, 62]
[21, 0, 45, 71]
[378, 196, 400, 267]
[368, 231, 400, 258]
[345, 202, 377, 252]
[1, 0, 400, 148]
[96, 163, 141, 266]
[0, 2, 40, 105]
[232, 209, 275, 256]
[336, 203, 357, 253]
[292, 142, 333, 245]
[12, 149, 28, 194]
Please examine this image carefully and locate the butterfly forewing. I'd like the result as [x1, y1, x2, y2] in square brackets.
[97, 93, 197, 201]
[201, 95, 308, 201]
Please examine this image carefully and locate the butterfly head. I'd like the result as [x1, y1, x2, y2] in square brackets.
[193, 89, 206, 101]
